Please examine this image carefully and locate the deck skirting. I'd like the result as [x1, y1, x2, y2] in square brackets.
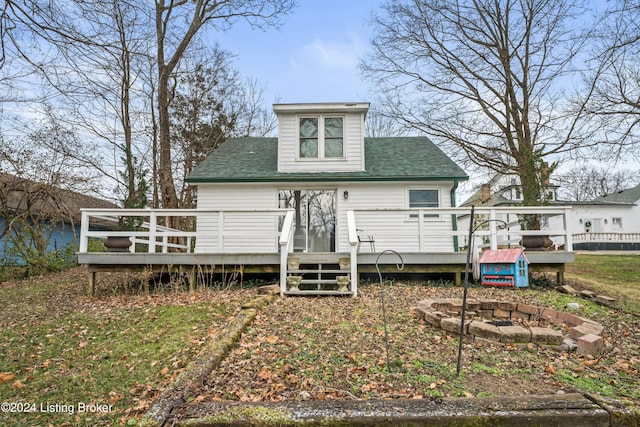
[79, 251, 573, 295]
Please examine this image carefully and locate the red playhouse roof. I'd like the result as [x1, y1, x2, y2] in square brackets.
[479, 248, 529, 264]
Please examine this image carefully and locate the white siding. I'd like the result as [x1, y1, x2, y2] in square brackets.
[563, 204, 639, 235]
[193, 181, 459, 254]
[194, 184, 280, 253]
[277, 111, 365, 172]
[335, 182, 457, 252]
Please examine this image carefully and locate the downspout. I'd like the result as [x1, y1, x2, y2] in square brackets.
[450, 180, 460, 252]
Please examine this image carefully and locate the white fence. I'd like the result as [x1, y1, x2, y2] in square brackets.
[573, 232, 640, 243]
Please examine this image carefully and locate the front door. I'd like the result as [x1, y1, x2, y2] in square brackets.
[279, 190, 336, 252]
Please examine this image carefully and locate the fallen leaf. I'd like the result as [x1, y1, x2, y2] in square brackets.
[265, 335, 278, 344]
[544, 365, 556, 375]
[12, 380, 24, 390]
[0, 372, 15, 384]
[258, 368, 273, 381]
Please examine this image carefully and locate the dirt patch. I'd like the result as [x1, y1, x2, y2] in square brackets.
[173, 283, 639, 415]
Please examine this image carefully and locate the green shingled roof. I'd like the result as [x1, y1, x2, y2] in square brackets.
[593, 183, 640, 205]
[186, 137, 468, 183]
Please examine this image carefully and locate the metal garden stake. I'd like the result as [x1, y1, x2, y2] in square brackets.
[375, 250, 404, 373]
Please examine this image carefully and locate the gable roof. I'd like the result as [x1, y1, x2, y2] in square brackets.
[0, 172, 116, 222]
[186, 137, 468, 183]
[479, 248, 529, 264]
[592, 183, 640, 205]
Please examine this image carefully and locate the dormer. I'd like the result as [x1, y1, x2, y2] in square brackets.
[273, 102, 369, 173]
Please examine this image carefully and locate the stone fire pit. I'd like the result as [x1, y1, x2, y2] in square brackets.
[413, 298, 605, 356]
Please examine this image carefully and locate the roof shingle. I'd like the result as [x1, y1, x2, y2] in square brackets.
[186, 137, 468, 183]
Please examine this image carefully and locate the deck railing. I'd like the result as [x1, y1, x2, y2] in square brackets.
[79, 208, 292, 254]
[347, 206, 574, 253]
[573, 232, 640, 243]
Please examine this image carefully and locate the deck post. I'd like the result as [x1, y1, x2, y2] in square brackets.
[418, 210, 425, 252]
[87, 270, 95, 296]
[79, 211, 89, 253]
[189, 267, 196, 292]
[489, 209, 498, 250]
[347, 210, 359, 297]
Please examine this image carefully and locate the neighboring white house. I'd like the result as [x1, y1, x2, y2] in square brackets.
[186, 102, 469, 254]
[460, 173, 640, 250]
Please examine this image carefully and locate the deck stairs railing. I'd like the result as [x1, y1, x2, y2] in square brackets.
[278, 210, 355, 296]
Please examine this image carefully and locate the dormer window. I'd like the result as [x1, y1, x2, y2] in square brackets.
[299, 116, 344, 159]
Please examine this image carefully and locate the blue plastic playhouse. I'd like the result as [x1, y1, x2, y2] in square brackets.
[479, 248, 529, 288]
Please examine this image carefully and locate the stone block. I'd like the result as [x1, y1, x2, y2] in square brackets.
[468, 321, 502, 341]
[493, 308, 512, 318]
[423, 310, 448, 327]
[434, 301, 451, 311]
[577, 334, 604, 356]
[416, 300, 437, 311]
[465, 301, 482, 311]
[497, 301, 517, 311]
[479, 299, 500, 310]
[511, 310, 531, 321]
[530, 327, 564, 345]
[541, 307, 560, 319]
[557, 311, 584, 327]
[440, 317, 471, 335]
[595, 295, 616, 306]
[449, 301, 464, 313]
[516, 303, 542, 316]
[412, 307, 427, 321]
[498, 325, 532, 343]
[476, 310, 494, 318]
[569, 323, 604, 340]
[580, 290, 596, 299]
[559, 284, 578, 295]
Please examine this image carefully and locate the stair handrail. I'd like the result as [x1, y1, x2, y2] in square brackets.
[279, 210, 296, 296]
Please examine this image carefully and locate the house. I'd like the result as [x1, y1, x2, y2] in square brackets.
[461, 172, 559, 207]
[460, 173, 640, 251]
[186, 102, 468, 255]
[76, 102, 575, 296]
[0, 172, 116, 265]
[568, 183, 640, 250]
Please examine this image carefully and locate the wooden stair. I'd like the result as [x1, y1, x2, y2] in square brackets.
[284, 253, 353, 296]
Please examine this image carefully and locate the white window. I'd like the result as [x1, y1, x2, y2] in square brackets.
[408, 188, 440, 218]
[612, 217, 622, 228]
[299, 116, 344, 159]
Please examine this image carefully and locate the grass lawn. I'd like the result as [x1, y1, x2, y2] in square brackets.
[566, 253, 640, 313]
[0, 268, 252, 426]
[1, 253, 639, 425]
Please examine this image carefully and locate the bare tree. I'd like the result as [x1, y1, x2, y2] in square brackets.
[170, 46, 240, 208]
[582, 0, 640, 161]
[154, 0, 295, 210]
[362, 0, 597, 209]
[365, 107, 408, 138]
[555, 165, 640, 201]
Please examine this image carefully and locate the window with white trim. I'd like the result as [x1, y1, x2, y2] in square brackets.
[408, 188, 440, 218]
[612, 217, 622, 228]
[299, 116, 344, 159]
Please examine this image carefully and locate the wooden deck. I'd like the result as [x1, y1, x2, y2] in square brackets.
[78, 250, 573, 295]
[77, 206, 577, 296]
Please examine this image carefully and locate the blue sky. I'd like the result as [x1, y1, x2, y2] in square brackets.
[212, 0, 385, 105]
